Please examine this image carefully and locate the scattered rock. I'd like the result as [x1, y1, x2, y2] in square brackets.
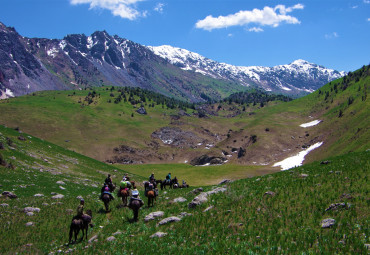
[88, 235, 98, 243]
[219, 179, 231, 185]
[321, 218, 336, 228]
[190, 187, 203, 194]
[144, 211, 164, 222]
[264, 191, 276, 197]
[24, 207, 40, 213]
[2, 191, 17, 199]
[0, 203, 9, 207]
[299, 174, 309, 178]
[112, 231, 122, 236]
[172, 197, 187, 203]
[203, 206, 214, 212]
[59, 186, 66, 190]
[25, 222, 34, 227]
[34, 194, 44, 197]
[206, 187, 227, 195]
[51, 194, 64, 199]
[150, 232, 167, 238]
[178, 212, 192, 217]
[158, 216, 181, 225]
[56, 181, 65, 185]
[42, 203, 49, 206]
[320, 160, 331, 165]
[26, 212, 34, 216]
[188, 192, 208, 209]
[106, 236, 116, 242]
[340, 193, 353, 200]
[325, 202, 350, 212]
[76, 196, 84, 200]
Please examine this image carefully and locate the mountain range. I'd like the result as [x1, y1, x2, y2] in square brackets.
[0, 22, 345, 102]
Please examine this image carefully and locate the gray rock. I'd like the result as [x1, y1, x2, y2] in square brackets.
[42, 203, 49, 206]
[136, 107, 147, 115]
[52, 194, 64, 199]
[0, 203, 9, 207]
[219, 179, 231, 185]
[26, 212, 34, 216]
[264, 191, 276, 197]
[300, 174, 309, 178]
[34, 194, 44, 197]
[24, 207, 40, 213]
[158, 216, 181, 225]
[106, 236, 116, 242]
[172, 197, 187, 203]
[325, 202, 350, 212]
[112, 231, 122, 236]
[88, 235, 98, 243]
[188, 192, 208, 209]
[203, 205, 214, 212]
[206, 187, 227, 195]
[2, 191, 17, 199]
[56, 181, 65, 185]
[190, 187, 203, 194]
[59, 186, 66, 190]
[150, 232, 167, 238]
[321, 218, 336, 228]
[76, 196, 84, 200]
[144, 211, 165, 222]
[25, 222, 34, 227]
[178, 212, 192, 217]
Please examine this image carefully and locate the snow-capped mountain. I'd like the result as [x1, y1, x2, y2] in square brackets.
[0, 21, 345, 102]
[148, 45, 346, 94]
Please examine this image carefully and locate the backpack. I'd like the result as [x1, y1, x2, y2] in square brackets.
[120, 181, 127, 188]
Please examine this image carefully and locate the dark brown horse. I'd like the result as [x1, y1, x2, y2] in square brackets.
[102, 193, 112, 212]
[129, 199, 143, 221]
[68, 210, 92, 244]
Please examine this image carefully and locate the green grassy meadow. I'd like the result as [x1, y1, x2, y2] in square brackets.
[0, 125, 369, 254]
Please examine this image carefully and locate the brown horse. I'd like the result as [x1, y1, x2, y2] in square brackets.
[68, 210, 92, 244]
[129, 199, 143, 221]
[102, 193, 112, 212]
[147, 190, 156, 207]
[120, 189, 129, 206]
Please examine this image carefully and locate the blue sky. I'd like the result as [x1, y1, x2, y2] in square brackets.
[0, 0, 369, 71]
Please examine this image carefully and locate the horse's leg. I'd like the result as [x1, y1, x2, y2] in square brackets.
[69, 225, 73, 244]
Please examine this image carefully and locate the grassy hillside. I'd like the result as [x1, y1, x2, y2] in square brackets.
[0, 125, 369, 254]
[0, 65, 368, 171]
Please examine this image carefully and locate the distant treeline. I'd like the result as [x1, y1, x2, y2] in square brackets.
[106, 86, 196, 110]
[222, 90, 292, 106]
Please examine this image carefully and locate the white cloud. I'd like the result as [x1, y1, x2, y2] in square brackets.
[351, 5, 358, 9]
[227, 33, 233, 37]
[364, 0, 370, 4]
[195, 4, 304, 31]
[154, 3, 165, 13]
[368, 18, 370, 21]
[248, 27, 264, 32]
[70, 0, 146, 20]
[325, 32, 339, 39]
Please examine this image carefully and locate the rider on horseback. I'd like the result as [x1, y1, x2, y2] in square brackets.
[100, 183, 114, 200]
[129, 189, 144, 208]
[166, 172, 171, 184]
[149, 172, 155, 182]
[105, 174, 114, 191]
[73, 199, 93, 226]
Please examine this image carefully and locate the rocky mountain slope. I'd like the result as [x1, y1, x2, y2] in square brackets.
[148, 45, 346, 95]
[0, 22, 345, 101]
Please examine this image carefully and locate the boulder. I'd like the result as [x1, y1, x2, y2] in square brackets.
[51, 194, 64, 199]
[150, 232, 167, 238]
[24, 207, 40, 213]
[144, 211, 165, 222]
[2, 191, 17, 199]
[325, 202, 350, 212]
[206, 187, 227, 195]
[56, 181, 65, 185]
[34, 194, 44, 197]
[136, 107, 147, 115]
[172, 197, 187, 203]
[26, 212, 34, 216]
[264, 191, 276, 197]
[188, 192, 208, 209]
[88, 235, 98, 243]
[106, 236, 116, 242]
[178, 212, 192, 217]
[158, 216, 181, 225]
[321, 218, 336, 228]
[203, 205, 214, 212]
[190, 187, 204, 194]
[112, 231, 122, 236]
[219, 179, 231, 185]
[25, 222, 34, 227]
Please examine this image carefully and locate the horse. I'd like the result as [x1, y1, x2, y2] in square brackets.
[102, 193, 112, 212]
[129, 199, 143, 222]
[172, 177, 179, 189]
[147, 190, 156, 207]
[119, 188, 129, 206]
[68, 210, 92, 244]
[159, 179, 174, 190]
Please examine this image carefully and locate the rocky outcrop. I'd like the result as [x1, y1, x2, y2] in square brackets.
[189, 155, 227, 166]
